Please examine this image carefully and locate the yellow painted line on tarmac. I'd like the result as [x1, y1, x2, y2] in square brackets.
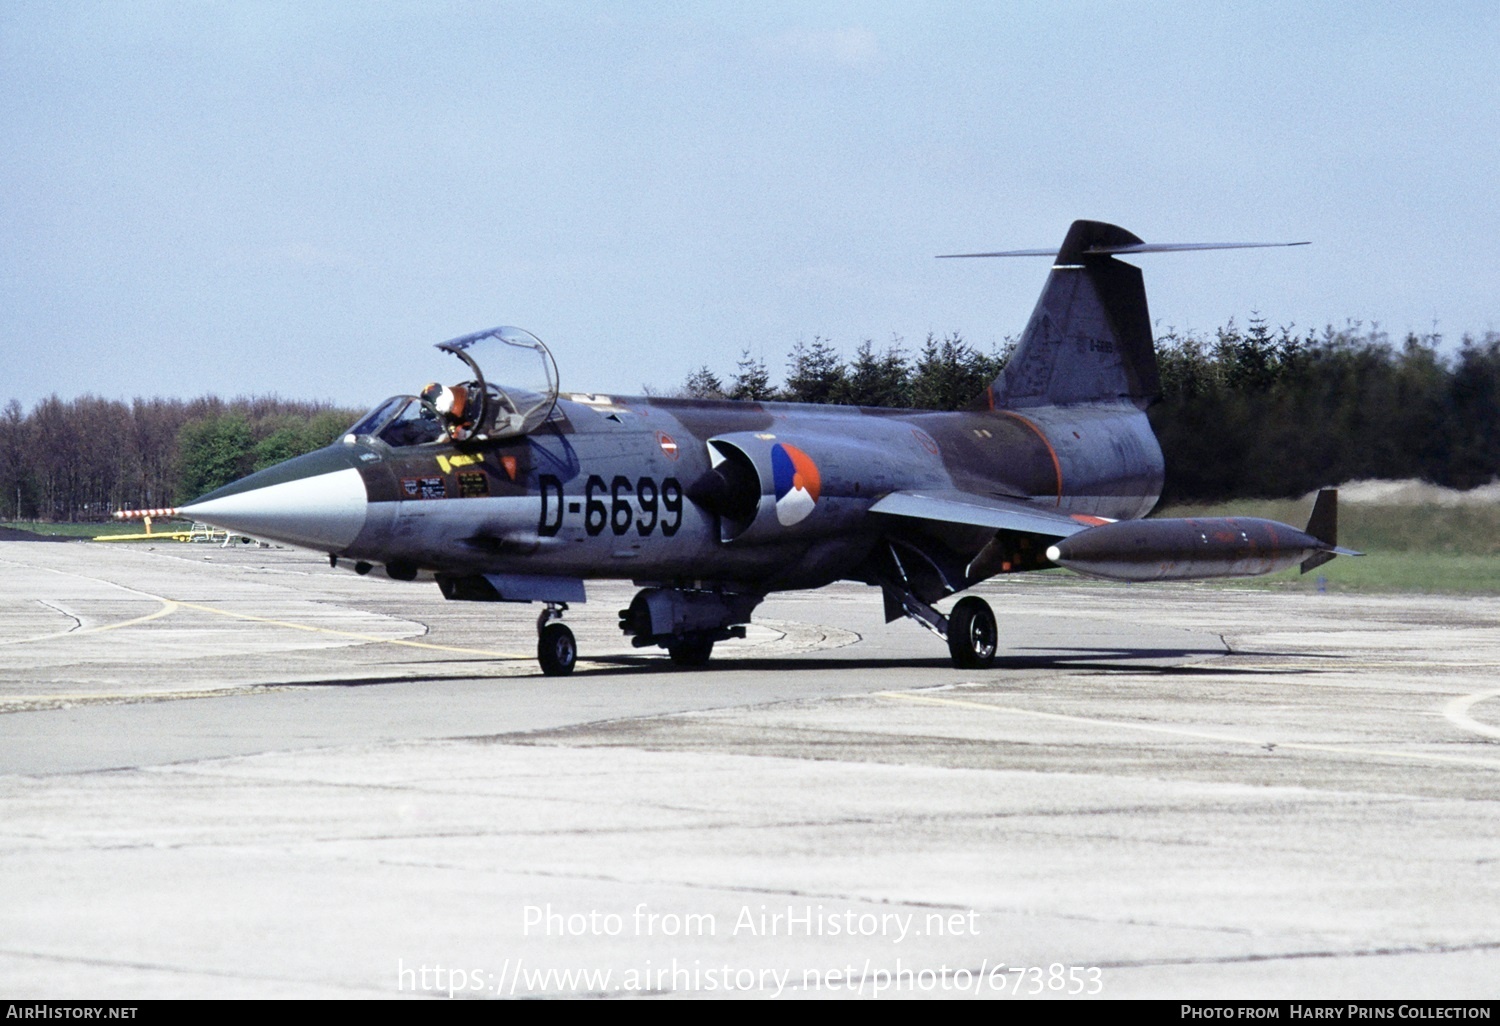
[75, 598, 181, 634]
[170, 600, 530, 660]
[0, 595, 180, 646]
[0, 685, 284, 706]
[0, 557, 180, 644]
[92, 532, 195, 542]
[0, 556, 527, 659]
[1443, 689, 1500, 741]
[875, 690, 1500, 771]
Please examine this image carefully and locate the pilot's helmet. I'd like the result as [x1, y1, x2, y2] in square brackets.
[420, 382, 444, 406]
[446, 384, 468, 417]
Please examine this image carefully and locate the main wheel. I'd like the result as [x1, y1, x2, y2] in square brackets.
[947, 596, 997, 669]
[537, 622, 577, 677]
[667, 634, 715, 667]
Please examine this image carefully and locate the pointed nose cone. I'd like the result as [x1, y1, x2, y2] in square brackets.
[180, 447, 369, 552]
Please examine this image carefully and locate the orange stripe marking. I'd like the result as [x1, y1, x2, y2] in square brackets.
[999, 411, 1064, 506]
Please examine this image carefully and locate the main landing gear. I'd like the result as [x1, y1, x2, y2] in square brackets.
[531, 586, 996, 675]
[536, 603, 576, 677]
[883, 585, 998, 670]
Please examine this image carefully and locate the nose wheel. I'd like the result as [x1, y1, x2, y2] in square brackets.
[537, 604, 576, 677]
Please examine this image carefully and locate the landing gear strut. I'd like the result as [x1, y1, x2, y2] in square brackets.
[882, 584, 998, 670]
[536, 603, 576, 677]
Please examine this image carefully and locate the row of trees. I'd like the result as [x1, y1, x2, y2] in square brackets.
[3, 320, 1498, 521]
[0, 396, 358, 521]
[675, 321, 1500, 502]
[1152, 320, 1500, 500]
[676, 332, 1007, 412]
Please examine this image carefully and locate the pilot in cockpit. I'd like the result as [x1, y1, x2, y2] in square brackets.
[420, 381, 475, 441]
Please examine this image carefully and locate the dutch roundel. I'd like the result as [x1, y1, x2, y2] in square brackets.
[771, 443, 821, 526]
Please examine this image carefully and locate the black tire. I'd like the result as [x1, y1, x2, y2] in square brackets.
[667, 634, 715, 667]
[947, 596, 997, 669]
[538, 622, 577, 677]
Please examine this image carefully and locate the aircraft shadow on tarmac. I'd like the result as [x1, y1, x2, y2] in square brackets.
[0, 528, 71, 542]
[571, 645, 1329, 676]
[272, 645, 1339, 688]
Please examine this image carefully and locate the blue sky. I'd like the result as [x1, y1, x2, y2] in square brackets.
[3, 1, 1497, 409]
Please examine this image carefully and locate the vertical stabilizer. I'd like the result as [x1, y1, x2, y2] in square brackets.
[1300, 488, 1340, 573]
[1304, 488, 1338, 547]
[979, 220, 1162, 410]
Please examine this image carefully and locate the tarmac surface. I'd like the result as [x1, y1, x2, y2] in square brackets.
[1, 537, 1498, 999]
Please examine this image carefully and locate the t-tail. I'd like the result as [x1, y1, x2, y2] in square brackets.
[942, 219, 1308, 411]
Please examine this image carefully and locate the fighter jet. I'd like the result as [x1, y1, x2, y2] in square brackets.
[171, 219, 1354, 676]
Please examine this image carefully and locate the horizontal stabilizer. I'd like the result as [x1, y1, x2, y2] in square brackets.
[938, 241, 1309, 260]
[947, 220, 1308, 411]
[1300, 545, 1363, 573]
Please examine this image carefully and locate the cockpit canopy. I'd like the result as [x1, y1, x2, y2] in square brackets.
[436, 326, 560, 439]
[345, 326, 561, 448]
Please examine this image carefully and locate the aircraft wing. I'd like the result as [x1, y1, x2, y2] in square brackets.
[868, 489, 1095, 538]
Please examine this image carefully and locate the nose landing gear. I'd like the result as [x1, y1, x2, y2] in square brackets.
[537, 603, 576, 677]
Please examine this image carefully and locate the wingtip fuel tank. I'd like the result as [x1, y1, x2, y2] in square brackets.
[1044, 489, 1360, 582]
